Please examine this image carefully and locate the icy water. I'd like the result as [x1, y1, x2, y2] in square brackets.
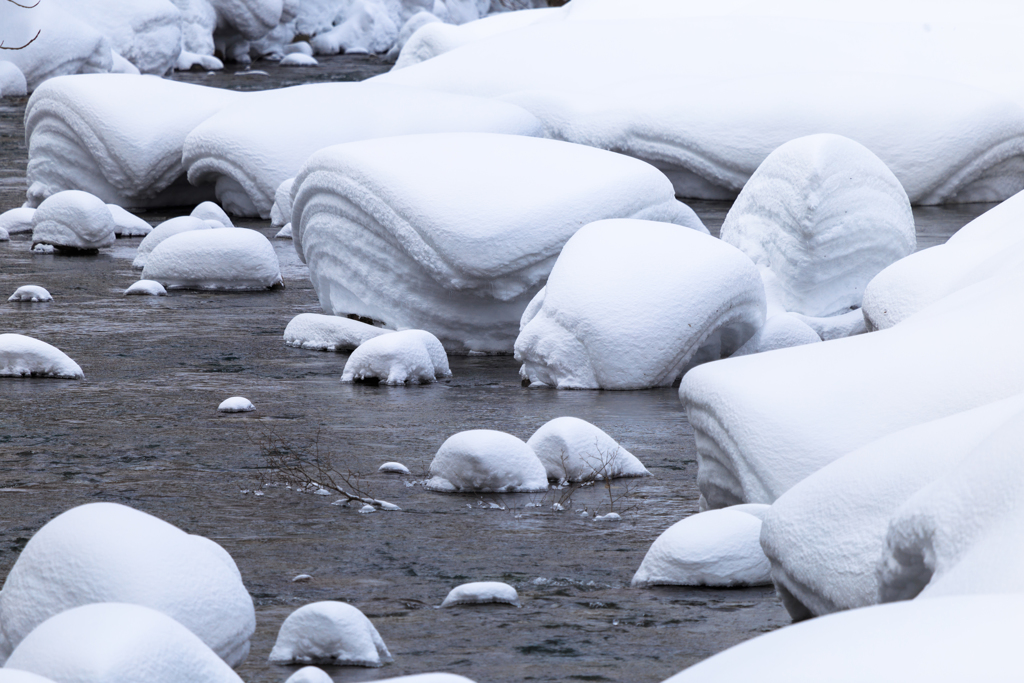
[0, 56, 1000, 683]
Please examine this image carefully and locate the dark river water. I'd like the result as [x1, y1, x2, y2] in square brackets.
[0, 55, 998, 683]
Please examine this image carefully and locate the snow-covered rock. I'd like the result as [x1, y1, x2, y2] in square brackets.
[515, 219, 759, 389]
[341, 329, 450, 385]
[284, 313, 390, 351]
[292, 133, 706, 354]
[731, 313, 821, 357]
[190, 201, 233, 227]
[268, 601, 392, 667]
[0, 61, 28, 98]
[107, 204, 152, 236]
[0, 502, 254, 666]
[378, 462, 411, 474]
[124, 279, 168, 296]
[57, 0, 184, 76]
[359, 676, 475, 683]
[31, 190, 115, 252]
[0, 208, 35, 235]
[269, 178, 293, 228]
[425, 430, 548, 493]
[280, 53, 318, 66]
[218, 396, 254, 412]
[133, 216, 212, 269]
[525, 416, 648, 483]
[440, 582, 520, 607]
[0, 334, 82, 379]
[284, 667, 332, 683]
[8, 286, 52, 303]
[631, 507, 772, 588]
[142, 227, 283, 290]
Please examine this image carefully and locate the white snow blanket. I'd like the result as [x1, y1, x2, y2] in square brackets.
[720, 134, 914, 317]
[142, 227, 283, 290]
[440, 582, 520, 607]
[679, 267, 1024, 510]
[31, 191, 115, 252]
[525, 416, 649, 482]
[0, 208, 34, 235]
[0, 502, 255, 667]
[425, 429, 547, 493]
[632, 506, 772, 588]
[341, 329, 450, 385]
[8, 286, 52, 303]
[124, 280, 168, 296]
[268, 601, 392, 667]
[284, 313, 390, 351]
[731, 313, 820, 357]
[292, 133, 705, 353]
[133, 216, 212, 269]
[4, 603, 244, 683]
[515, 219, 760, 389]
[0, 334, 82, 379]
[182, 82, 542, 218]
[107, 205, 153, 236]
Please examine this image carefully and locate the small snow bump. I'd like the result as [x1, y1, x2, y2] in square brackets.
[292, 574, 313, 582]
[218, 396, 254, 413]
[378, 461, 411, 475]
[359, 504, 376, 514]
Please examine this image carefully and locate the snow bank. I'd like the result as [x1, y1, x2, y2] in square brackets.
[631, 507, 771, 588]
[285, 667, 332, 683]
[526, 416, 648, 483]
[218, 396, 254, 412]
[8, 286, 52, 303]
[0, 334, 83, 379]
[107, 205, 153, 237]
[0, 502, 255, 666]
[124, 280, 168, 296]
[268, 601, 392, 667]
[731, 313, 820, 357]
[4, 603, 243, 683]
[515, 219, 759, 389]
[182, 82, 543, 218]
[142, 227, 283, 290]
[133, 216, 212, 269]
[0, 208, 34, 235]
[720, 134, 914, 317]
[341, 329, 450, 385]
[440, 582, 520, 607]
[292, 133, 706, 353]
[284, 313, 390, 351]
[425, 430, 548, 493]
[31, 190, 115, 252]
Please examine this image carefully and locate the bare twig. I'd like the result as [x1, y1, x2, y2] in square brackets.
[2, 0, 41, 51]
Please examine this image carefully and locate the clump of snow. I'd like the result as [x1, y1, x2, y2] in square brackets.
[425, 430, 548, 493]
[190, 201, 233, 227]
[0, 208, 34, 235]
[0, 502, 255, 666]
[341, 329, 450, 385]
[378, 462, 411, 475]
[268, 601, 392, 667]
[218, 396, 254, 412]
[8, 286, 52, 303]
[283, 313, 390, 352]
[107, 204, 152, 236]
[269, 178, 294, 227]
[281, 53, 318, 66]
[0, 61, 28, 98]
[285, 667, 333, 683]
[133, 216, 212, 269]
[275, 223, 293, 239]
[631, 507, 772, 588]
[526, 416, 649, 483]
[440, 582, 520, 608]
[31, 190, 115, 252]
[731, 313, 821, 357]
[31, 244, 53, 254]
[124, 279, 168, 296]
[0, 334, 82, 379]
[142, 227, 283, 290]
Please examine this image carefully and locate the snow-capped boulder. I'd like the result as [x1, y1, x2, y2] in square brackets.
[284, 313, 390, 352]
[268, 601, 392, 667]
[0, 208, 34, 235]
[0, 502, 255, 666]
[218, 396, 254, 412]
[425, 430, 548, 493]
[0, 334, 82, 379]
[285, 667, 332, 683]
[731, 313, 821, 357]
[31, 190, 115, 252]
[133, 216, 212, 269]
[515, 219, 760, 389]
[8, 286, 52, 303]
[292, 133, 706, 354]
[526, 416, 648, 483]
[124, 280, 167, 296]
[0, 61, 28, 98]
[341, 329, 450, 385]
[4, 603, 243, 683]
[280, 53, 318, 66]
[631, 507, 772, 588]
[190, 201, 233, 227]
[440, 582, 520, 607]
[269, 178, 293, 228]
[142, 227, 283, 290]
[107, 204, 152, 236]
[378, 462, 411, 474]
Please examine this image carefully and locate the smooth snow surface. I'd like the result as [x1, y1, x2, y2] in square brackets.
[8, 286, 52, 303]
[284, 313, 390, 351]
[280, 53, 318, 66]
[31, 191, 115, 252]
[284, 667, 332, 683]
[0, 61, 28, 98]
[515, 219, 760, 389]
[275, 223, 292, 238]
[142, 227, 283, 290]
[123, 280, 168, 296]
[378, 462, 411, 475]
[341, 329, 450, 385]
[133, 216, 212, 269]
[425, 430, 548, 493]
[632, 507, 771, 588]
[218, 396, 254, 412]
[292, 133, 705, 354]
[4, 603, 243, 683]
[0, 208, 34, 235]
[525, 416, 648, 483]
[0, 334, 82, 379]
[0, 502, 255, 666]
[107, 204, 153, 236]
[731, 313, 820, 357]
[0, 671, 56, 683]
[440, 582, 520, 607]
[268, 601, 392, 667]
[190, 201, 233, 227]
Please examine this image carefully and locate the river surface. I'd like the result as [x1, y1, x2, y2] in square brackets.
[0, 55, 999, 683]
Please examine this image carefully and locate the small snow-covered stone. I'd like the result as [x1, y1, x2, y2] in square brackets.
[275, 223, 292, 239]
[285, 667, 332, 683]
[284, 313, 390, 352]
[31, 244, 53, 253]
[359, 504, 376, 514]
[107, 204, 152, 236]
[526, 417, 649, 483]
[218, 397, 254, 413]
[133, 216, 212, 269]
[142, 227, 283, 290]
[440, 582, 520, 608]
[124, 280, 167, 296]
[292, 574, 313, 583]
[0, 61, 27, 98]
[0, 226, 7, 241]
[32, 190, 115, 252]
[378, 462, 411, 475]
[425, 430, 548, 493]
[284, 42, 313, 56]
[8, 286, 52, 303]
[595, 512, 621, 522]
[280, 53, 319, 66]
[0, 334, 82, 379]
[191, 201, 233, 227]
[0, 207, 34, 235]
[268, 601, 392, 667]
[341, 329, 450, 385]
[731, 313, 821, 357]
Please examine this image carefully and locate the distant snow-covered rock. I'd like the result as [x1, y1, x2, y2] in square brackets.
[440, 582, 520, 607]
[269, 178, 294, 228]
[284, 313, 390, 352]
[425, 430, 548, 493]
[218, 396, 254, 412]
[0, 61, 28, 98]
[142, 227, 283, 290]
[8, 286, 52, 303]
[0, 334, 83, 379]
[731, 313, 820, 357]
[341, 329, 450, 385]
[284, 667, 332, 683]
[124, 279, 168, 296]
[526, 416, 648, 483]
[268, 601, 392, 667]
[31, 190, 115, 252]
[378, 461, 411, 474]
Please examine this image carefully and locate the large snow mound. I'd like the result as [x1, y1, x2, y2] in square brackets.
[0, 334, 83, 379]
[31, 190, 115, 252]
[516, 219, 762, 389]
[341, 329, 450, 385]
[4, 603, 244, 683]
[141, 227, 283, 290]
[133, 216, 212, 269]
[0, 502, 255, 666]
[440, 582, 520, 607]
[292, 133, 705, 354]
[284, 313, 390, 352]
[268, 601, 392, 667]
[525, 416, 649, 483]
[425, 430, 548, 493]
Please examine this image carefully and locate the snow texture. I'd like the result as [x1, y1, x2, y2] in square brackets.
[268, 601, 392, 667]
[270, 178, 294, 227]
[341, 329, 450, 385]
[731, 313, 821, 357]
[285, 667, 332, 683]
[124, 279, 168, 296]
[440, 582, 520, 607]
[8, 286, 52, 303]
[31, 190, 115, 252]
[107, 204, 153, 236]
[631, 507, 772, 588]
[515, 219, 758, 389]
[0, 61, 28, 99]
[218, 396, 254, 412]
[291, 133, 706, 354]
[0, 502, 255, 666]
[284, 313, 390, 351]
[57, 0, 184, 76]
[0, 208, 35, 235]
[133, 216, 212, 269]
[425, 430, 548, 493]
[378, 462, 411, 475]
[190, 201, 233, 227]
[791, 309, 867, 341]
[142, 227, 283, 290]
[0, 334, 82, 379]
[525, 416, 649, 483]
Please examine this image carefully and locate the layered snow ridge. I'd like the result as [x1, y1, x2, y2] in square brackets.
[515, 219, 760, 389]
[425, 430, 548, 493]
[268, 601, 392, 667]
[291, 133, 706, 354]
[525, 417, 649, 483]
[141, 227, 283, 290]
[0, 334, 83, 379]
[283, 313, 390, 352]
[341, 329, 451, 385]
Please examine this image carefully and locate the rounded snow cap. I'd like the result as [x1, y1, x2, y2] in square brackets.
[190, 201, 234, 227]
[133, 216, 212, 269]
[0, 333, 82, 379]
[378, 462, 411, 474]
[107, 204, 153, 237]
[32, 190, 115, 252]
[285, 667, 333, 683]
[425, 430, 548, 493]
[124, 280, 168, 296]
[268, 601, 392, 667]
[342, 329, 451, 385]
[526, 416, 649, 483]
[218, 397, 254, 412]
[8, 286, 52, 303]
[440, 582, 520, 608]
[142, 227, 283, 290]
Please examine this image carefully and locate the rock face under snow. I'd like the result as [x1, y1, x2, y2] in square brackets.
[0, 334, 82, 379]
[31, 190, 116, 252]
[525, 416, 648, 483]
[440, 582, 520, 607]
[133, 216, 212, 269]
[515, 219, 763, 389]
[268, 601, 392, 668]
[8, 286, 52, 303]
[124, 280, 167, 296]
[142, 227, 283, 290]
[218, 397, 254, 413]
[425, 430, 548, 493]
[283, 313, 390, 352]
[0, 502, 255, 667]
[341, 329, 450, 385]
